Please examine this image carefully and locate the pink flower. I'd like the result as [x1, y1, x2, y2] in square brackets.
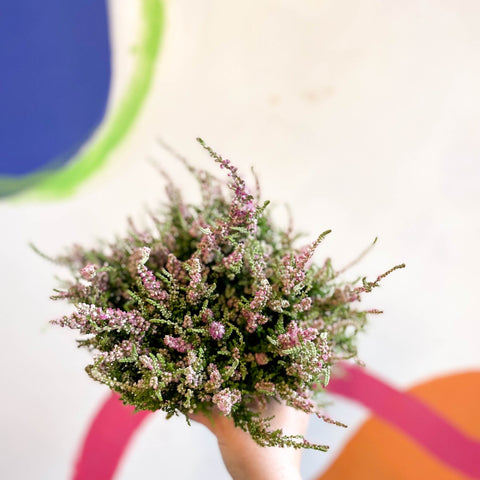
[212, 388, 241, 415]
[209, 321, 225, 340]
[222, 244, 244, 270]
[278, 322, 318, 350]
[138, 264, 169, 301]
[139, 355, 154, 370]
[255, 380, 275, 393]
[164, 335, 191, 353]
[254, 352, 269, 365]
[242, 310, 268, 333]
[249, 279, 271, 310]
[293, 297, 312, 312]
[80, 264, 97, 280]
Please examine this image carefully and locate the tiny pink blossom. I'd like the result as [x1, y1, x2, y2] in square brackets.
[293, 297, 312, 312]
[202, 309, 214, 322]
[249, 279, 271, 310]
[80, 264, 97, 280]
[132, 246, 151, 265]
[255, 380, 275, 393]
[243, 310, 268, 333]
[139, 355, 154, 370]
[149, 376, 159, 390]
[212, 388, 241, 415]
[208, 363, 222, 386]
[222, 244, 244, 270]
[182, 315, 193, 328]
[278, 322, 318, 350]
[164, 335, 191, 353]
[254, 353, 269, 365]
[209, 321, 225, 340]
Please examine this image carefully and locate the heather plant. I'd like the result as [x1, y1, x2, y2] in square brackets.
[40, 139, 404, 451]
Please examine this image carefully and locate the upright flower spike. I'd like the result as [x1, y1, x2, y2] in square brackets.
[43, 138, 404, 451]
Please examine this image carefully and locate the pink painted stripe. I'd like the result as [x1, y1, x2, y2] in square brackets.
[73, 367, 480, 480]
[73, 393, 151, 480]
[328, 363, 480, 479]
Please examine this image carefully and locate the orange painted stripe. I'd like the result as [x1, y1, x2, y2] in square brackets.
[316, 371, 480, 480]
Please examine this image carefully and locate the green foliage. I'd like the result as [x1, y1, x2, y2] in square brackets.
[44, 139, 404, 451]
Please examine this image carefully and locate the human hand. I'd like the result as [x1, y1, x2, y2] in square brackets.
[190, 402, 309, 480]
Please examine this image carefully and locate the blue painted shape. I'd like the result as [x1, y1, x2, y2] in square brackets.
[0, 0, 111, 176]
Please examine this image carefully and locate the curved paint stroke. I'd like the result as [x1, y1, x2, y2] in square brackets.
[73, 366, 480, 479]
[73, 393, 150, 480]
[0, 0, 164, 200]
[0, 0, 111, 178]
[319, 371, 480, 480]
[327, 364, 480, 479]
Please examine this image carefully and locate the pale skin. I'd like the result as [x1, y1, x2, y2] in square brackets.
[190, 403, 309, 480]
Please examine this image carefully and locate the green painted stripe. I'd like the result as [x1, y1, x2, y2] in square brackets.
[0, 0, 164, 201]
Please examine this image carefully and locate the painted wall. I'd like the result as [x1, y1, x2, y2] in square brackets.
[1, 1, 479, 479]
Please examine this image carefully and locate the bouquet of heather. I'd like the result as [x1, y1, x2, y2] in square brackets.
[42, 139, 403, 451]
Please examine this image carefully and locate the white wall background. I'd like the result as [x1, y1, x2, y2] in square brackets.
[1, 0, 479, 478]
